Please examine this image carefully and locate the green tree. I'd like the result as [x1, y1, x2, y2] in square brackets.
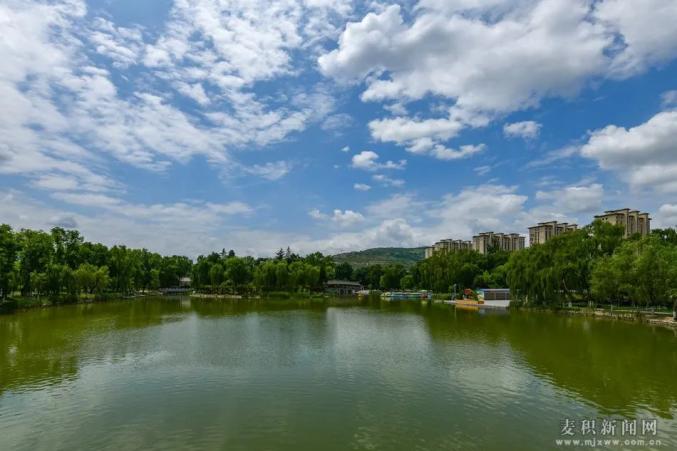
[335, 262, 354, 280]
[380, 264, 406, 290]
[225, 257, 251, 291]
[400, 274, 415, 290]
[0, 225, 18, 299]
[17, 229, 54, 295]
[94, 266, 111, 294]
[74, 263, 98, 294]
[209, 263, 224, 287]
[51, 227, 83, 268]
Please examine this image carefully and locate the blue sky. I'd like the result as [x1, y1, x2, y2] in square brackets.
[1, 0, 677, 257]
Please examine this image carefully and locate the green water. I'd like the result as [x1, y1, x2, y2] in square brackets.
[1, 298, 676, 450]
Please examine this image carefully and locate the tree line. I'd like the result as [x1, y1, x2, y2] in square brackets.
[332, 221, 677, 308]
[0, 225, 190, 301]
[1, 221, 675, 308]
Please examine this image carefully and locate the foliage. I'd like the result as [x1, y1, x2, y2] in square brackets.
[0, 225, 192, 300]
[591, 234, 677, 307]
[1, 221, 675, 308]
[506, 221, 632, 306]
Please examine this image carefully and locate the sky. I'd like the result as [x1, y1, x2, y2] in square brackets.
[1, 0, 677, 258]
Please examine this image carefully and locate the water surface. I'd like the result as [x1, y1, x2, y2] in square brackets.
[1, 298, 676, 450]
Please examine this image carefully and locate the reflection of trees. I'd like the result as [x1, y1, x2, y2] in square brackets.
[0, 298, 188, 394]
[505, 314, 677, 418]
[420, 305, 509, 346]
[0, 298, 343, 394]
[421, 307, 677, 418]
[190, 299, 326, 317]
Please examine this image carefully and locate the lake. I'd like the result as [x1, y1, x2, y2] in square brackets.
[1, 298, 676, 450]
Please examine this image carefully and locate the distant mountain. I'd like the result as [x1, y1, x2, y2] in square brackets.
[332, 247, 426, 268]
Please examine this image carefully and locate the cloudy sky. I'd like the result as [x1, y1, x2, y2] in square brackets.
[1, 0, 677, 257]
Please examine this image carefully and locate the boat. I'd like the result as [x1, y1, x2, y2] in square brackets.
[444, 299, 510, 309]
[443, 288, 511, 310]
[381, 291, 433, 302]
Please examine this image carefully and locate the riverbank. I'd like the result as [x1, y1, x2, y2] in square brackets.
[0, 290, 367, 314]
[514, 304, 677, 329]
[4, 293, 676, 331]
[0, 292, 157, 313]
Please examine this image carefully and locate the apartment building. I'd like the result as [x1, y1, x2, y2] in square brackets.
[594, 208, 651, 237]
[425, 239, 473, 258]
[472, 232, 525, 255]
[528, 221, 578, 245]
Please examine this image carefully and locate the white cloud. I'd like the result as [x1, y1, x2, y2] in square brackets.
[595, 0, 677, 77]
[365, 193, 417, 219]
[88, 17, 144, 67]
[656, 204, 677, 228]
[368, 114, 488, 160]
[351, 150, 406, 171]
[372, 174, 405, 188]
[341, 145, 350, 152]
[535, 183, 604, 214]
[353, 183, 371, 191]
[308, 208, 328, 220]
[425, 185, 528, 240]
[308, 208, 365, 227]
[32, 174, 80, 191]
[321, 113, 353, 132]
[320, 2, 611, 111]
[661, 90, 677, 109]
[0, 189, 258, 257]
[331, 209, 365, 227]
[320, 0, 677, 156]
[580, 111, 677, 192]
[302, 218, 422, 254]
[527, 145, 579, 168]
[503, 121, 542, 139]
[175, 82, 211, 106]
[474, 165, 491, 176]
[242, 161, 293, 180]
[0, 0, 352, 201]
[50, 191, 254, 223]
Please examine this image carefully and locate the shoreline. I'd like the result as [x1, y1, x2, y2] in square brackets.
[515, 304, 677, 329]
[3, 294, 676, 330]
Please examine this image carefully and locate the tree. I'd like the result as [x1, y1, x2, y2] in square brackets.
[75, 263, 98, 294]
[51, 227, 83, 268]
[380, 264, 406, 290]
[17, 229, 54, 295]
[209, 263, 224, 287]
[109, 246, 134, 294]
[400, 274, 415, 290]
[226, 257, 251, 290]
[335, 262, 353, 281]
[93, 266, 111, 294]
[0, 225, 18, 299]
[149, 269, 160, 291]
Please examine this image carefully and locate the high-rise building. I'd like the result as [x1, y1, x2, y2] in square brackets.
[594, 208, 651, 237]
[425, 239, 473, 258]
[528, 221, 578, 245]
[472, 232, 525, 255]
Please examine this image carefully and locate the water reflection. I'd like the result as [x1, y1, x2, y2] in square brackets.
[0, 298, 188, 394]
[419, 306, 677, 418]
[0, 298, 676, 450]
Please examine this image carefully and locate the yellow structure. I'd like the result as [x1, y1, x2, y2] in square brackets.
[594, 208, 651, 237]
[425, 239, 472, 258]
[528, 221, 578, 245]
[472, 232, 525, 255]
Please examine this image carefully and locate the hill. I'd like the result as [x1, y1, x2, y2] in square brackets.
[332, 247, 426, 268]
